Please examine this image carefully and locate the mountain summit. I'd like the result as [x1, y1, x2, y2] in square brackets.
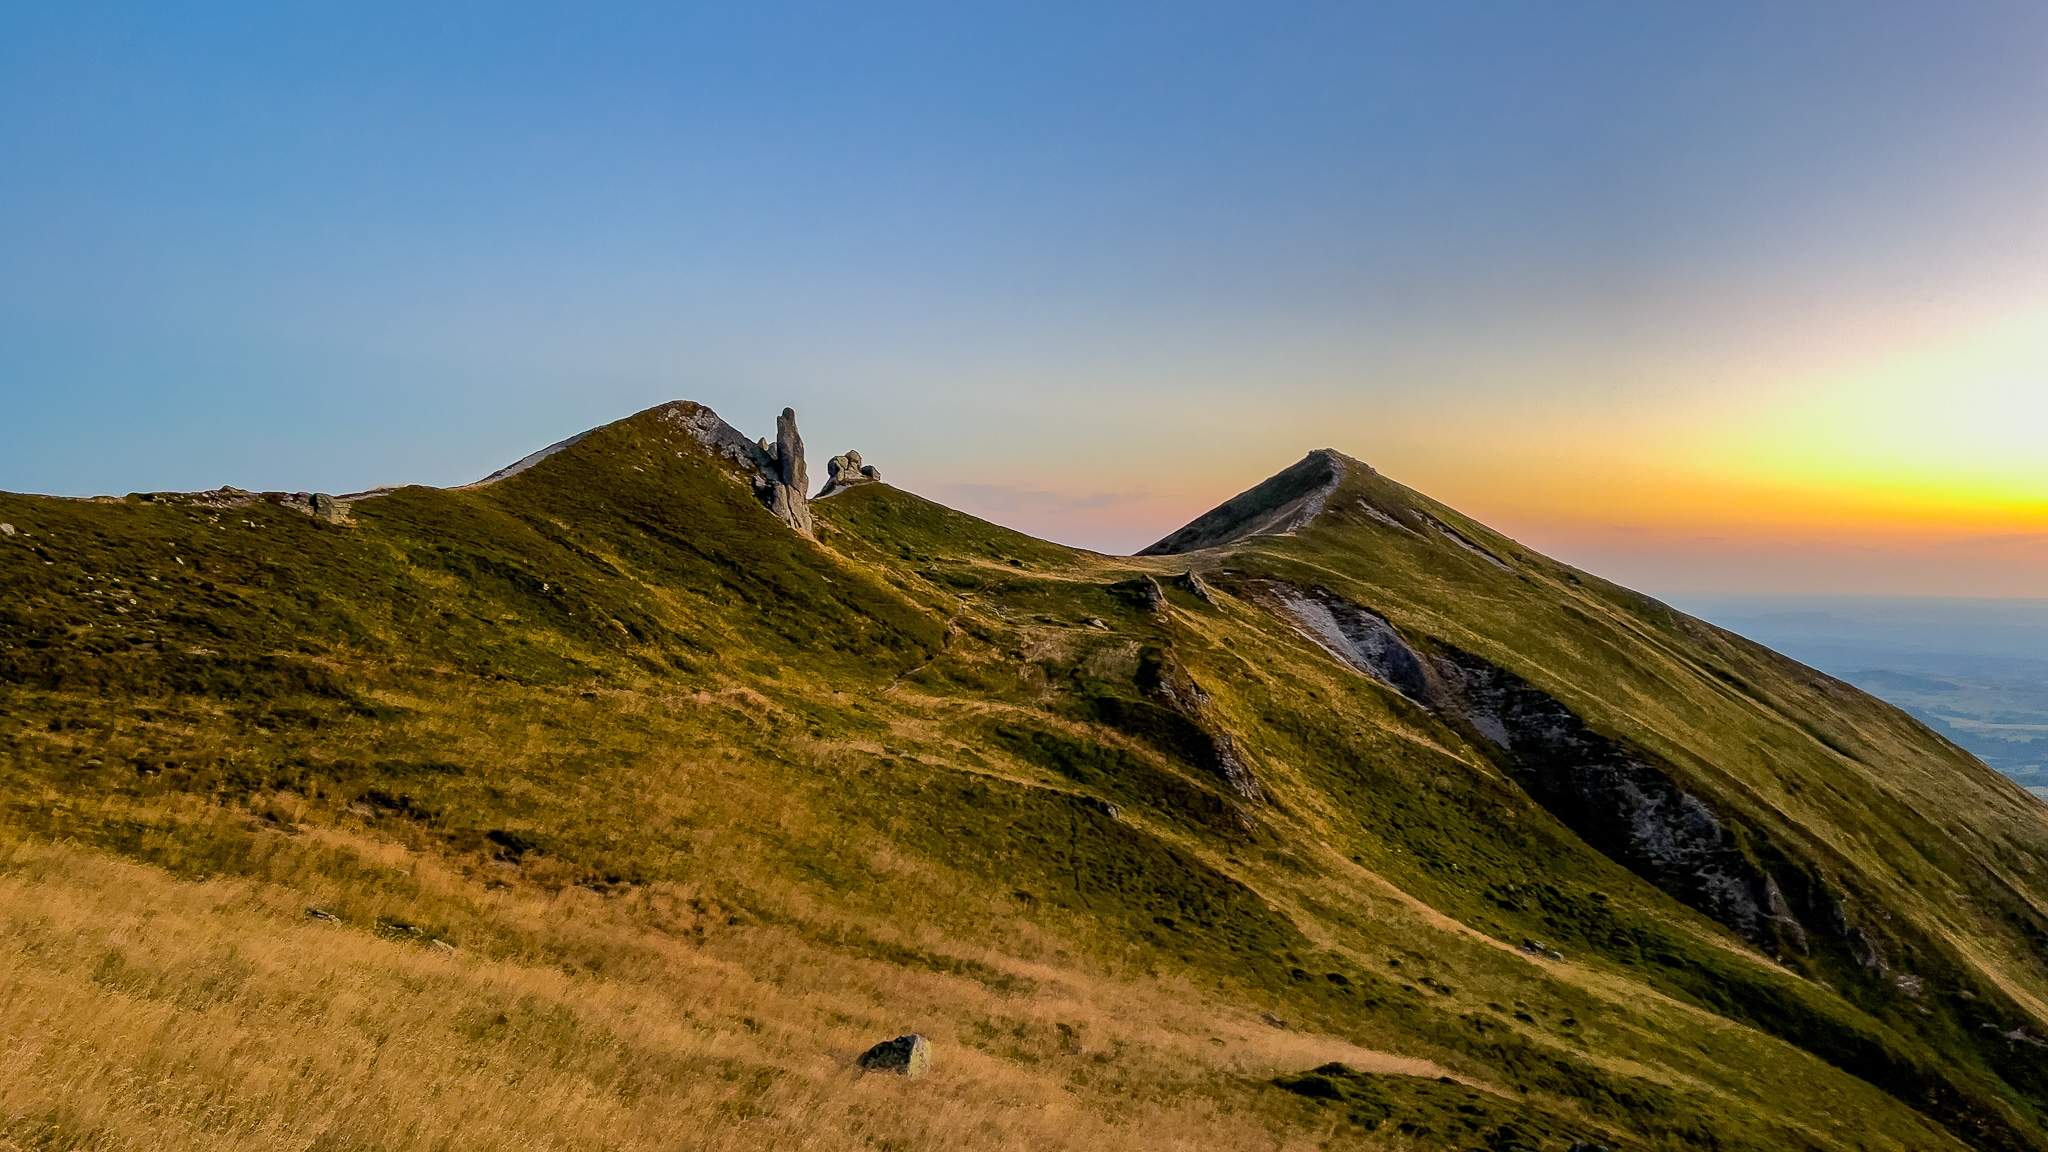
[3, 401, 2045, 1152]
[1139, 448, 1349, 554]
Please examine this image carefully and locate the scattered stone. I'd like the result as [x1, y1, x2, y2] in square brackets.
[429, 939, 457, 954]
[1080, 797, 1120, 820]
[1983, 1023, 2048, 1048]
[816, 449, 883, 498]
[1260, 1012, 1288, 1029]
[0, 523, 14, 536]
[857, 1033, 932, 1077]
[1083, 617, 1108, 629]
[312, 493, 343, 523]
[306, 908, 340, 923]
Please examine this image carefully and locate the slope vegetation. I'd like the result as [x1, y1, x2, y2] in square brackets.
[2, 402, 2045, 1152]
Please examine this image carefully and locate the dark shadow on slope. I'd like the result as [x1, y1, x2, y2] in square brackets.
[1138, 451, 1344, 555]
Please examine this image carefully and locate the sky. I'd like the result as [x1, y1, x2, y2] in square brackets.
[5, 2, 2048, 595]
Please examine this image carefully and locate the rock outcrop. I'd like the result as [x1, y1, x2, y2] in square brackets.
[857, 1034, 931, 1077]
[1170, 570, 1215, 604]
[1108, 576, 1167, 614]
[268, 491, 347, 523]
[753, 408, 815, 536]
[1252, 576, 1817, 956]
[665, 402, 815, 537]
[815, 450, 883, 498]
[774, 408, 807, 496]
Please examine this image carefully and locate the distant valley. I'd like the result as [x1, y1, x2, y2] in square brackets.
[1674, 594, 2048, 798]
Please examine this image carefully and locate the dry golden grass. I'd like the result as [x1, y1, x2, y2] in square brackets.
[0, 835, 1454, 1152]
[7, 440, 2036, 1150]
[0, 672, 1971, 1152]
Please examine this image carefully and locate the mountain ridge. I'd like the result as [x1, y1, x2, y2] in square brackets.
[2, 399, 2045, 1152]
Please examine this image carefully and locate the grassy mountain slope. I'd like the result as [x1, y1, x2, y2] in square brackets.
[2, 403, 2045, 1152]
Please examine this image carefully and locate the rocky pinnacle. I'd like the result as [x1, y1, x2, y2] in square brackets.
[775, 409, 807, 494]
[665, 400, 816, 537]
[761, 408, 815, 536]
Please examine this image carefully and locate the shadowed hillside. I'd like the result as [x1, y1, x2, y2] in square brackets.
[3, 401, 2046, 1152]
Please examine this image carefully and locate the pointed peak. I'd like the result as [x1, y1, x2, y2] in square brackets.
[1137, 449, 1352, 556]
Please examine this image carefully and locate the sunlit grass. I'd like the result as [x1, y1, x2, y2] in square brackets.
[2, 403, 2044, 1150]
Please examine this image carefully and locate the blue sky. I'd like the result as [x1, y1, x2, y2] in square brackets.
[6, 2, 2048, 590]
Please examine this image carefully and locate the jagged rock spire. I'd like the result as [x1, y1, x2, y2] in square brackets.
[775, 408, 807, 494]
[755, 408, 814, 536]
[665, 401, 815, 536]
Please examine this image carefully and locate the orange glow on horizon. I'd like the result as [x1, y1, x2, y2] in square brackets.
[928, 299, 2048, 595]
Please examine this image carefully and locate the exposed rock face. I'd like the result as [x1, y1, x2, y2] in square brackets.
[857, 1034, 931, 1077]
[774, 408, 807, 495]
[1271, 586, 1429, 702]
[662, 401, 815, 537]
[191, 486, 258, 510]
[1209, 731, 1263, 804]
[269, 491, 346, 522]
[1252, 577, 1817, 955]
[665, 402, 764, 470]
[758, 408, 815, 535]
[815, 450, 883, 498]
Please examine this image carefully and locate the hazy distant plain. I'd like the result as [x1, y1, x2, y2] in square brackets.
[1673, 594, 2048, 796]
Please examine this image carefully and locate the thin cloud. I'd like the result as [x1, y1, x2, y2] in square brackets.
[930, 483, 1166, 515]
